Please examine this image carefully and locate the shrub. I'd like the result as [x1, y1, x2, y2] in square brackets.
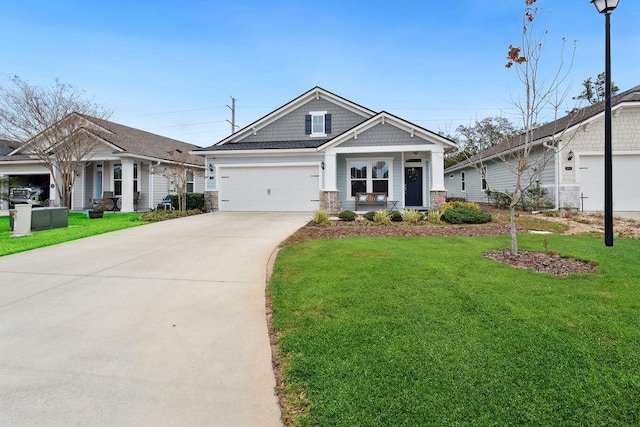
[312, 209, 331, 226]
[401, 209, 423, 224]
[389, 211, 403, 222]
[167, 193, 206, 211]
[363, 211, 376, 221]
[338, 210, 357, 221]
[141, 209, 203, 222]
[441, 207, 492, 224]
[446, 196, 467, 203]
[486, 190, 512, 209]
[426, 210, 442, 224]
[373, 210, 391, 225]
[441, 201, 481, 213]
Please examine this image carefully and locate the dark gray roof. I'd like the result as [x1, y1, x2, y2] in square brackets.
[204, 139, 330, 151]
[77, 114, 205, 166]
[446, 84, 640, 172]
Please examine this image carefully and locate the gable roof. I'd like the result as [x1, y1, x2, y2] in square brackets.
[195, 86, 376, 151]
[0, 138, 21, 156]
[8, 113, 204, 167]
[445, 84, 640, 172]
[318, 111, 457, 151]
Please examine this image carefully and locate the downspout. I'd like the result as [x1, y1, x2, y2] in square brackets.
[542, 139, 559, 210]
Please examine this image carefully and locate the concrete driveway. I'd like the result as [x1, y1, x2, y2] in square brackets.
[0, 212, 310, 426]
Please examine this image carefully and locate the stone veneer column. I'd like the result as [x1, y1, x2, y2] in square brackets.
[320, 191, 342, 215]
[204, 191, 218, 212]
[430, 190, 447, 210]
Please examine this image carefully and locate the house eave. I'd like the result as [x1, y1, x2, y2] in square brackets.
[194, 148, 318, 156]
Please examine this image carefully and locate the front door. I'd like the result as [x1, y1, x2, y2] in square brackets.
[405, 167, 423, 207]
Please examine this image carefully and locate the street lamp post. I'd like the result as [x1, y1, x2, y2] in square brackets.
[591, 0, 619, 247]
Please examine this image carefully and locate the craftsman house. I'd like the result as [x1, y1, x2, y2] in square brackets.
[194, 87, 456, 213]
[445, 85, 640, 212]
[0, 114, 205, 211]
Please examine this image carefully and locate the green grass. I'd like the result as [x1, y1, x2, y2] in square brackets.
[271, 234, 640, 426]
[0, 212, 147, 256]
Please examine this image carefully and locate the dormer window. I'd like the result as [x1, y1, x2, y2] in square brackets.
[305, 111, 332, 137]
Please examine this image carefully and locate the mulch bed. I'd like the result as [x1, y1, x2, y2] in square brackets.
[282, 219, 597, 276]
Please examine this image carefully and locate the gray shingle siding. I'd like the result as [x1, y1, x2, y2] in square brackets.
[341, 124, 434, 148]
[237, 98, 367, 143]
[445, 146, 555, 204]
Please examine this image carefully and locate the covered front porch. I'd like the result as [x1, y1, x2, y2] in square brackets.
[320, 149, 446, 214]
[72, 158, 160, 212]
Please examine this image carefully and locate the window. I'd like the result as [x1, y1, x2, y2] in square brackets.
[372, 161, 389, 194]
[186, 170, 194, 193]
[481, 166, 488, 191]
[350, 161, 367, 196]
[113, 164, 122, 196]
[348, 159, 391, 197]
[305, 111, 331, 137]
[114, 163, 138, 196]
[461, 171, 465, 191]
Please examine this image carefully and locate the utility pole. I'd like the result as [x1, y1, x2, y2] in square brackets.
[226, 96, 239, 135]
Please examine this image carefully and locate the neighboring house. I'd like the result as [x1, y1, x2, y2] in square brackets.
[445, 85, 640, 212]
[193, 87, 456, 213]
[0, 138, 21, 156]
[0, 114, 205, 211]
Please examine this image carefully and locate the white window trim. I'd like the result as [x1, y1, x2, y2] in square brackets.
[113, 163, 122, 196]
[186, 170, 194, 193]
[346, 157, 393, 200]
[309, 110, 327, 138]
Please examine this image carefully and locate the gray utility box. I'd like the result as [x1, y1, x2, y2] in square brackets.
[10, 206, 69, 231]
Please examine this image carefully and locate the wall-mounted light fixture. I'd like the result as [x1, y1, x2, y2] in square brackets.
[567, 150, 574, 161]
[208, 164, 214, 172]
[321, 161, 325, 170]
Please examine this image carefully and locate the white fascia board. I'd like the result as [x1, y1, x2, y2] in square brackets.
[198, 148, 317, 156]
[215, 87, 375, 146]
[330, 144, 444, 155]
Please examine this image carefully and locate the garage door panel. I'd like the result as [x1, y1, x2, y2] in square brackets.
[580, 155, 640, 211]
[219, 166, 319, 212]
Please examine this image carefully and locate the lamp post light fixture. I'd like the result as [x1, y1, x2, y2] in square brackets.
[591, 0, 619, 247]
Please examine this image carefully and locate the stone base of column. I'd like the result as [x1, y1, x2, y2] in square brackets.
[320, 191, 342, 215]
[430, 191, 447, 210]
[204, 191, 218, 212]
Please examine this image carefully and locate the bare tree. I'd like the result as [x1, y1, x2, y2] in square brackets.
[0, 76, 111, 208]
[480, 0, 576, 255]
[154, 150, 202, 211]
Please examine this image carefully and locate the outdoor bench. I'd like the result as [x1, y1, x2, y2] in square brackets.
[355, 192, 388, 211]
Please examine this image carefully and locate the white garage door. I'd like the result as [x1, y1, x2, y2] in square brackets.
[579, 154, 640, 211]
[219, 165, 320, 212]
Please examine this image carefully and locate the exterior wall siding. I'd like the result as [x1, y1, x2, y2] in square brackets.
[340, 125, 434, 148]
[445, 146, 555, 204]
[237, 98, 367, 143]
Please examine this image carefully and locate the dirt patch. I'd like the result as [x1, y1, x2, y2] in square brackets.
[484, 249, 597, 276]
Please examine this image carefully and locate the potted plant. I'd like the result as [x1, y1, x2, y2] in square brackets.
[87, 199, 107, 218]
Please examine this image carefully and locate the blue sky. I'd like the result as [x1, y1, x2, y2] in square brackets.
[2, 1, 639, 147]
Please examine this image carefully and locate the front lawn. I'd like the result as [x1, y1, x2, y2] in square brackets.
[0, 212, 146, 257]
[270, 234, 640, 426]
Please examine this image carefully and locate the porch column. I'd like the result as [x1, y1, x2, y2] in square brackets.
[323, 152, 337, 191]
[121, 158, 135, 212]
[430, 149, 445, 191]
